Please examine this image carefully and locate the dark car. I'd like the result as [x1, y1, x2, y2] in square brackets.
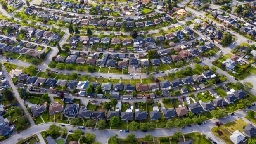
[125, 130, 129, 132]
[142, 130, 147, 132]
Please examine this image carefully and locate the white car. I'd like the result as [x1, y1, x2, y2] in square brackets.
[119, 130, 123, 132]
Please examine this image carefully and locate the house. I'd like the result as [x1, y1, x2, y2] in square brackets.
[230, 130, 245, 144]
[76, 57, 86, 64]
[176, 106, 188, 117]
[63, 104, 78, 117]
[181, 87, 188, 94]
[0, 116, 12, 137]
[162, 108, 176, 119]
[124, 84, 135, 92]
[162, 90, 170, 97]
[222, 59, 236, 71]
[44, 78, 57, 87]
[86, 58, 96, 65]
[182, 76, 194, 85]
[101, 82, 112, 91]
[106, 59, 116, 67]
[18, 74, 28, 82]
[110, 91, 120, 100]
[26, 76, 37, 85]
[55, 55, 66, 62]
[118, 61, 128, 69]
[212, 98, 227, 107]
[65, 55, 77, 63]
[148, 83, 159, 92]
[113, 83, 124, 91]
[136, 83, 149, 92]
[160, 80, 172, 90]
[171, 78, 183, 88]
[30, 102, 47, 117]
[192, 75, 205, 83]
[150, 111, 161, 121]
[121, 112, 133, 121]
[202, 70, 216, 79]
[34, 77, 46, 87]
[49, 103, 63, 115]
[76, 81, 89, 90]
[135, 111, 147, 121]
[67, 80, 78, 90]
[10, 69, 22, 78]
[107, 111, 120, 120]
[187, 102, 204, 114]
[225, 94, 237, 104]
[151, 59, 161, 66]
[244, 124, 256, 137]
[78, 106, 92, 119]
[209, 89, 217, 96]
[56, 80, 67, 87]
[233, 90, 246, 100]
[200, 102, 215, 111]
[91, 111, 105, 120]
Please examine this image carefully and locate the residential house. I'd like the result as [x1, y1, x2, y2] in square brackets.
[76, 57, 86, 64]
[101, 82, 112, 91]
[148, 83, 159, 92]
[202, 70, 216, 79]
[26, 76, 37, 85]
[135, 111, 147, 121]
[0, 116, 12, 137]
[233, 90, 246, 100]
[121, 112, 133, 121]
[212, 98, 228, 107]
[187, 102, 204, 114]
[222, 59, 236, 71]
[171, 55, 182, 62]
[182, 76, 194, 85]
[106, 59, 116, 67]
[192, 75, 205, 83]
[44, 78, 57, 87]
[162, 90, 170, 97]
[30, 102, 47, 117]
[150, 111, 161, 121]
[151, 59, 161, 66]
[78, 106, 92, 119]
[160, 80, 172, 90]
[136, 83, 149, 92]
[181, 87, 188, 94]
[65, 55, 77, 63]
[225, 94, 237, 104]
[76, 81, 89, 90]
[86, 58, 96, 65]
[162, 108, 176, 119]
[10, 69, 22, 78]
[107, 111, 120, 120]
[63, 104, 78, 117]
[113, 83, 124, 91]
[124, 84, 135, 92]
[209, 89, 217, 97]
[49, 103, 63, 115]
[141, 59, 149, 67]
[67, 80, 78, 90]
[110, 91, 120, 100]
[200, 102, 215, 111]
[244, 124, 256, 137]
[55, 55, 66, 62]
[171, 78, 183, 88]
[18, 74, 28, 82]
[176, 106, 188, 117]
[91, 111, 105, 120]
[34, 77, 46, 87]
[118, 61, 128, 69]
[230, 130, 245, 144]
[56, 80, 67, 87]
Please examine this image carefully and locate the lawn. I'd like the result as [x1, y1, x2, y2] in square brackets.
[53, 97, 64, 104]
[141, 8, 153, 14]
[3, 62, 18, 72]
[196, 92, 214, 102]
[215, 87, 227, 97]
[17, 135, 39, 144]
[211, 119, 247, 144]
[56, 139, 65, 144]
[163, 99, 180, 108]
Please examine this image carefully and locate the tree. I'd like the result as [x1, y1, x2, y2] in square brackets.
[85, 119, 95, 127]
[95, 85, 102, 94]
[70, 129, 83, 141]
[80, 132, 96, 144]
[47, 125, 61, 139]
[75, 26, 80, 34]
[144, 134, 153, 141]
[110, 116, 120, 127]
[129, 121, 139, 130]
[211, 109, 227, 119]
[172, 131, 183, 142]
[131, 31, 138, 39]
[2, 89, 14, 102]
[248, 138, 256, 144]
[108, 135, 120, 144]
[154, 89, 162, 96]
[247, 110, 255, 119]
[86, 84, 94, 94]
[26, 1, 30, 6]
[110, 98, 117, 106]
[87, 28, 92, 37]
[126, 133, 137, 143]
[147, 122, 156, 130]
[48, 61, 57, 68]
[68, 23, 74, 34]
[61, 127, 68, 138]
[140, 123, 148, 131]
[96, 120, 106, 130]
[147, 50, 159, 59]
[103, 102, 111, 110]
[166, 120, 174, 128]
[70, 118, 80, 126]
[56, 63, 65, 69]
[19, 88, 29, 99]
[221, 33, 232, 47]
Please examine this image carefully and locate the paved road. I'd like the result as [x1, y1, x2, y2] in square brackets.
[3, 109, 254, 144]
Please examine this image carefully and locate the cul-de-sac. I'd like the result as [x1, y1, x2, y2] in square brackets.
[0, 0, 255, 144]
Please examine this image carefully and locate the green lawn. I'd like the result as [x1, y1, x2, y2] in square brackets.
[141, 8, 153, 14]
[196, 92, 214, 102]
[56, 139, 65, 144]
[215, 87, 227, 97]
[163, 99, 180, 108]
[3, 62, 18, 72]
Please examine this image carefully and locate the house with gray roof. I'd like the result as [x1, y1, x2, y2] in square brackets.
[65, 55, 77, 63]
[30, 103, 47, 117]
[107, 111, 120, 120]
[101, 82, 112, 91]
[91, 111, 105, 120]
[113, 83, 124, 91]
[233, 90, 246, 100]
[78, 106, 92, 119]
[212, 98, 228, 107]
[199, 102, 215, 111]
[160, 80, 171, 90]
[148, 83, 159, 92]
[135, 111, 147, 121]
[162, 108, 176, 119]
[63, 104, 78, 117]
[150, 111, 161, 121]
[187, 102, 204, 114]
[45, 78, 57, 87]
[225, 94, 237, 104]
[67, 80, 78, 90]
[26, 76, 37, 84]
[121, 112, 133, 121]
[244, 124, 256, 137]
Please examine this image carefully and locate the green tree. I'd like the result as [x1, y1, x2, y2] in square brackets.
[70, 129, 83, 141]
[108, 135, 120, 144]
[80, 132, 96, 144]
[166, 120, 174, 128]
[110, 116, 120, 127]
[56, 63, 65, 69]
[70, 118, 80, 126]
[144, 134, 153, 141]
[96, 120, 106, 130]
[172, 131, 183, 142]
[87, 28, 92, 37]
[68, 23, 74, 34]
[247, 110, 255, 119]
[48, 61, 57, 68]
[2, 89, 14, 102]
[140, 123, 148, 131]
[126, 133, 137, 143]
[129, 121, 139, 130]
[211, 109, 227, 118]
[103, 102, 111, 110]
[147, 50, 159, 59]
[248, 138, 256, 144]
[19, 88, 29, 99]
[75, 26, 80, 34]
[86, 84, 94, 94]
[110, 98, 118, 106]
[221, 33, 232, 47]
[95, 85, 102, 94]
[47, 125, 61, 139]
[147, 122, 156, 130]
[85, 119, 95, 127]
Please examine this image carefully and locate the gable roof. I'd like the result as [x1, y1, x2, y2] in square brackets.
[162, 108, 176, 119]
[200, 102, 215, 111]
[159, 80, 171, 89]
[121, 112, 133, 121]
[212, 98, 228, 107]
[187, 102, 204, 114]
[150, 111, 161, 120]
[78, 106, 92, 119]
[176, 106, 188, 117]
[230, 130, 245, 144]
[49, 103, 63, 114]
[135, 111, 147, 121]
[124, 84, 135, 91]
[233, 90, 246, 99]
[244, 124, 256, 137]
